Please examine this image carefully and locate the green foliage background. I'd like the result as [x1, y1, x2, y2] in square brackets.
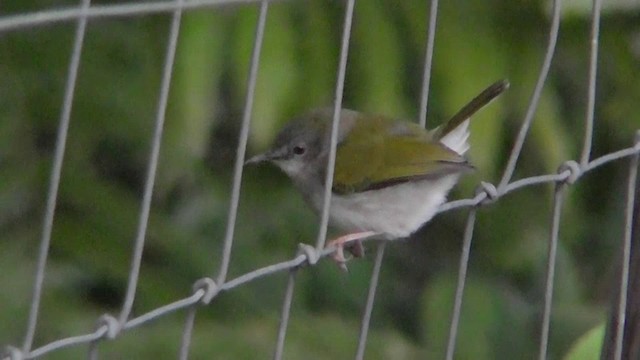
[1, 0, 639, 358]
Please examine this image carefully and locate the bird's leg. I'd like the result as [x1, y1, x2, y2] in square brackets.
[326, 231, 378, 271]
[346, 240, 365, 258]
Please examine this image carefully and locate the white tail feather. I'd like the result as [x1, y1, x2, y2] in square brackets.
[439, 119, 470, 155]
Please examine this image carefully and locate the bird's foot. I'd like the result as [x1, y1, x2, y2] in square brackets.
[326, 231, 378, 272]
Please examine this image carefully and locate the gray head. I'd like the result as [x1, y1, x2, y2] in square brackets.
[246, 108, 362, 185]
[245, 108, 331, 181]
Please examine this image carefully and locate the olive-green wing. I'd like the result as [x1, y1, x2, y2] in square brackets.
[332, 117, 472, 194]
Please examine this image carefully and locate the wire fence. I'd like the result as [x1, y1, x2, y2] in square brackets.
[1, 0, 639, 359]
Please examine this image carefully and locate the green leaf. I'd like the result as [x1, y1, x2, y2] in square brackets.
[422, 274, 534, 359]
[231, 5, 300, 148]
[349, 0, 410, 117]
[562, 324, 604, 360]
[162, 11, 227, 186]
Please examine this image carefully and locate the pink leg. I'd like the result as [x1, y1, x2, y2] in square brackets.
[326, 231, 378, 271]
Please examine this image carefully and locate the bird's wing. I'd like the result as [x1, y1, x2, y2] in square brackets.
[332, 117, 473, 195]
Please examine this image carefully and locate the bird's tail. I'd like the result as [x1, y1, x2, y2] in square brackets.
[433, 79, 510, 154]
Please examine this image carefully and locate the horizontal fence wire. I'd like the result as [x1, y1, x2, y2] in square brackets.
[1, 0, 640, 359]
[0, 0, 284, 31]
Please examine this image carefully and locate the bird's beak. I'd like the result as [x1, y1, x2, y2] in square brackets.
[245, 152, 270, 165]
[245, 147, 288, 165]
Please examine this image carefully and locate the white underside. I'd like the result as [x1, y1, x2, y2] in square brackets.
[327, 174, 459, 239]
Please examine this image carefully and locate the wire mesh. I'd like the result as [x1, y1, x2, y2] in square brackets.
[1, 0, 639, 359]
[19, 0, 91, 352]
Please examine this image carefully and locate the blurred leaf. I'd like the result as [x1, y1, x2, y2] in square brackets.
[293, 0, 339, 111]
[529, 89, 572, 174]
[232, 5, 300, 149]
[348, 0, 410, 117]
[562, 324, 604, 360]
[561, 0, 640, 16]
[161, 11, 228, 189]
[422, 274, 534, 359]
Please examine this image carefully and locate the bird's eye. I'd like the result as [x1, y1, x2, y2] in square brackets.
[293, 145, 306, 156]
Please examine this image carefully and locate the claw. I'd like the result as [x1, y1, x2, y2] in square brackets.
[325, 231, 378, 271]
[346, 240, 365, 258]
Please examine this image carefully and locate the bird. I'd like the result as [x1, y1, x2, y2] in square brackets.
[246, 80, 509, 270]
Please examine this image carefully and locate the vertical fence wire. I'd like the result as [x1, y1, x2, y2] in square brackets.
[613, 144, 640, 360]
[87, 339, 98, 360]
[118, 0, 184, 326]
[538, 184, 566, 360]
[21, 0, 91, 353]
[356, 0, 439, 351]
[178, 2, 270, 357]
[355, 241, 387, 360]
[178, 307, 197, 360]
[216, 0, 269, 285]
[444, 208, 477, 360]
[579, 0, 602, 166]
[273, 270, 297, 360]
[497, 0, 561, 190]
[315, 0, 355, 251]
[354, 242, 387, 360]
[417, 0, 439, 128]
